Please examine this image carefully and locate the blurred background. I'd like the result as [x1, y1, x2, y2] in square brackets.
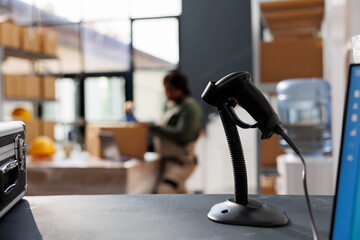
[0, 0, 358, 196]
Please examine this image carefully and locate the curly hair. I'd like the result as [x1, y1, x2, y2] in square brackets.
[163, 70, 191, 96]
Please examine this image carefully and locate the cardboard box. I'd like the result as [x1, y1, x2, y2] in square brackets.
[86, 123, 148, 159]
[16, 75, 27, 98]
[0, 20, 20, 48]
[260, 0, 324, 40]
[5, 75, 51, 99]
[20, 27, 40, 53]
[4, 74, 25, 98]
[24, 75, 41, 99]
[4, 74, 17, 98]
[260, 37, 323, 83]
[260, 175, 277, 195]
[40, 119, 56, 140]
[38, 29, 58, 56]
[41, 76, 56, 100]
[260, 134, 285, 167]
[25, 118, 41, 143]
[0, 21, 11, 47]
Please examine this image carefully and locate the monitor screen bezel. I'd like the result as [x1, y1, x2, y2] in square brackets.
[330, 63, 360, 239]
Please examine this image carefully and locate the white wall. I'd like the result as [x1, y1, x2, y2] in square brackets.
[323, 0, 347, 188]
[325, 0, 360, 182]
[348, 0, 360, 38]
[187, 107, 258, 194]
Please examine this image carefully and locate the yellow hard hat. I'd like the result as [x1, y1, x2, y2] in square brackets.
[28, 136, 56, 157]
[12, 108, 32, 122]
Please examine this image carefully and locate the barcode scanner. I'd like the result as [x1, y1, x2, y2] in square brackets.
[201, 71, 288, 227]
[202, 71, 319, 240]
[202, 71, 281, 139]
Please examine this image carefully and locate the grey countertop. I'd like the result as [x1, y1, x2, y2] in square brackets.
[0, 194, 333, 240]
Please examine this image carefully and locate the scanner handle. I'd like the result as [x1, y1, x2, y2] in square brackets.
[201, 72, 281, 139]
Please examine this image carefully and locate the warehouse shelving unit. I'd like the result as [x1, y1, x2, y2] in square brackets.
[0, 45, 57, 120]
[251, 0, 325, 193]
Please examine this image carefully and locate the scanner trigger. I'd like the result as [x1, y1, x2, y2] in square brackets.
[223, 101, 258, 129]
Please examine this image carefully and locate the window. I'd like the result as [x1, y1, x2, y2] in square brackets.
[132, 18, 179, 69]
[130, 0, 181, 18]
[42, 78, 80, 142]
[43, 78, 79, 123]
[85, 77, 126, 122]
[36, 0, 82, 24]
[133, 70, 167, 122]
[82, 0, 129, 21]
[11, 0, 33, 25]
[83, 20, 131, 72]
[132, 17, 179, 122]
[4, 0, 182, 143]
[38, 24, 82, 74]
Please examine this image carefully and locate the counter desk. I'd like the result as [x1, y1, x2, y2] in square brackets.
[0, 194, 333, 240]
[26, 152, 160, 195]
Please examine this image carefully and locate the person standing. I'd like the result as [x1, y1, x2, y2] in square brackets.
[146, 70, 203, 193]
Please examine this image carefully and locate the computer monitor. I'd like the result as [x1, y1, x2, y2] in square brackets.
[99, 131, 122, 161]
[331, 64, 360, 239]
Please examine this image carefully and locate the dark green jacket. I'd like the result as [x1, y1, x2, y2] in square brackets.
[149, 97, 203, 146]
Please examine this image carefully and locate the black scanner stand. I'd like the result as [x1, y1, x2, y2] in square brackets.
[202, 72, 288, 227]
[207, 103, 288, 227]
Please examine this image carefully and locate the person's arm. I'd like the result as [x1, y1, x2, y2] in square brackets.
[150, 103, 201, 145]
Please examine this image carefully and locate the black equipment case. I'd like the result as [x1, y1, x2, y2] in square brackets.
[0, 121, 26, 218]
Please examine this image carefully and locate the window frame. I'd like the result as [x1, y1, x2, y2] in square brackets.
[19, 1, 182, 142]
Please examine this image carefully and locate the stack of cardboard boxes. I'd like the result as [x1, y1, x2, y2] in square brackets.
[4, 74, 57, 143]
[259, 0, 324, 194]
[38, 29, 58, 56]
[0, 19, 59, 143]
[85, 123, 148, 159]
[4, 74, 57, 142]
[21, 26, 58, 56]
[4, 75, 56, 100]
[260, 0, 324, 83]
[0, 19, 58, 56]
[0, 20, 20, 49]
